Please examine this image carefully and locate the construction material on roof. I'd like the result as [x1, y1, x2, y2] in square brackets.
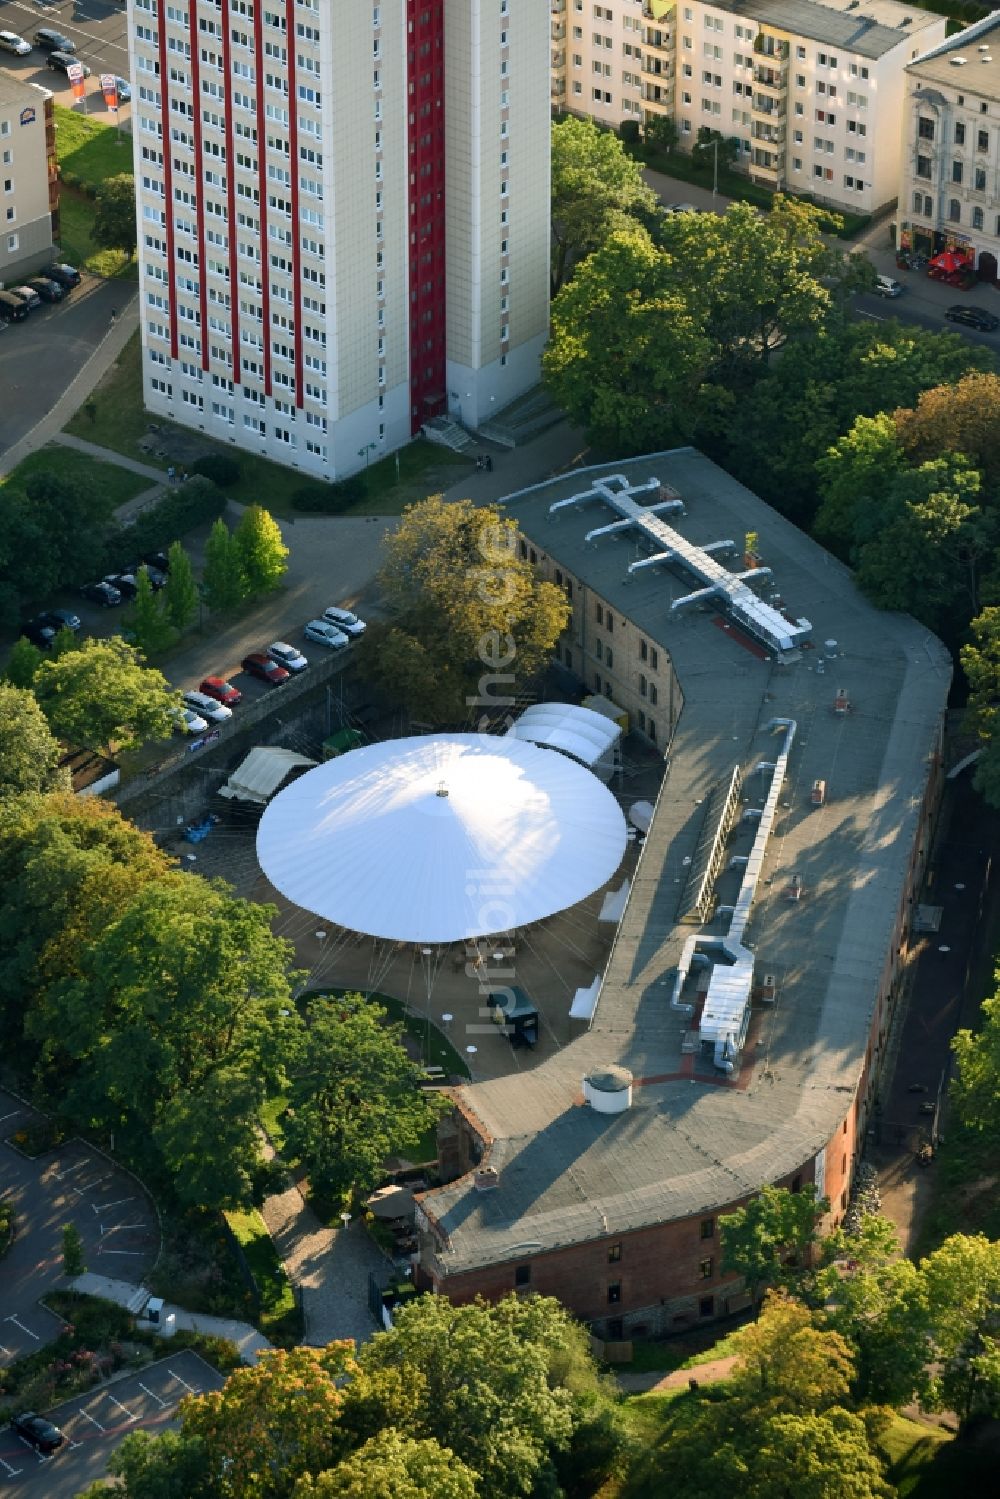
[570, 976, 602, 1021]
[628, 801, 654, 833]
[599, 881, 631, 923]
[218, 747, 318, 805]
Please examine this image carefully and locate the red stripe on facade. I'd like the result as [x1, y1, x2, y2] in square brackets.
[188, 2, 208, 371]
[156, 2, 177, 361]
[252, 0, 270, 396]
[220, 0, 241, 388]
[405, 0, 447, 436]
[285, 0, 302, 410]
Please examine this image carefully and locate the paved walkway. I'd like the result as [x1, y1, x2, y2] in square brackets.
[0, 293, 140, 479]
[68, 1272, 271, 1365]
[50, 431, 167, 483]
[258, 1143, 388, 1349]
[617, 1354, 739, 1395]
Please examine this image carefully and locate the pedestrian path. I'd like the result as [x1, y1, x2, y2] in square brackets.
[50, 431, 167, 483]
[69, 1272, 271, 1365]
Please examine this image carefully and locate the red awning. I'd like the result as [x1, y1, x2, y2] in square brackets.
[930, 251, 966, 272]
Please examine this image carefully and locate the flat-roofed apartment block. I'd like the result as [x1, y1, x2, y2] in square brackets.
[898, 14, 1000, 280]
[0, 76, 58, 285]
[414, 450, 950, 1336]
[130, 1, 549, 479]
[553, 1, 945, 216]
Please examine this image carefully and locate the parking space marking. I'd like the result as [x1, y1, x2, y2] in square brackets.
[77, 1408, 106, 1434]
[5, 1315, 40, 1341]
[167, 1369, 201, 1396]
[92, 1196, 135, 1214]
[138, 1381, 168, 1409]
[0, 1109, 22, 1124]
[0, 1455, 22, 1478]
[104, 1392, 137, 1422]
[101, 1221, 146, 1235]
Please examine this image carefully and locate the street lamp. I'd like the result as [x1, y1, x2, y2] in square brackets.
[357, 441, 376, 469]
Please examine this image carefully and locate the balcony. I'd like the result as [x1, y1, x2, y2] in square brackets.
[753, 34, 789, 61]
[643, 27, 673, 52]
[642, 54, 671, 79]
[752, 121, 786, 147]
[751, 94, 785, 120]
[552, 49, 566, 70]
[551, 77, 566, 99]
[551, 22, 566, 41]
[642, 84, 673, 111]
[752, 65, 787, 92]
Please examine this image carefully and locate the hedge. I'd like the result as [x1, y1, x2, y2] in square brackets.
[292, 475, 368, 513]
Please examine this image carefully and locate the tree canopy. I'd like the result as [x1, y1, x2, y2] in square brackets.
[0, 684, 68, 801]
[32, 636, 179, 752]
[550, 114, 658, 295]
[720, 1184, 827, 1309]
[283, 993, 447, 1205]
[367, 496, 570, 723]
[234, 504, 290, 596]
[94, 173, 138, 257]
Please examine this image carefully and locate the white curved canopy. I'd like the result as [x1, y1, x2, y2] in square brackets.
[256, 734, 628, 943]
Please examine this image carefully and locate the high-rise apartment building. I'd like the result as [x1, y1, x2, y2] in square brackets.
[552, 0, 944, 217]
[130, 1, 549, 478]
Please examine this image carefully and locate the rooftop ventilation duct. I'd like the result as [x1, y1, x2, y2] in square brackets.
[583, 1065, 633, 1114]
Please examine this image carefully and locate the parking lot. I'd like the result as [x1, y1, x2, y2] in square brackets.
[0, 1349, 225, 1495]
[0, 1089, 159, 1365]
[0, 0, 130, 119]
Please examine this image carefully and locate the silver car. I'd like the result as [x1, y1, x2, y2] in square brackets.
[268, 640, 309, 673]
[182, 689, 233, 724]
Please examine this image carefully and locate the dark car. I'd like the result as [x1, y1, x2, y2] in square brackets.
[45, 263, 81, 289]
[33, 28, 76, 52]
[36, 608, 82, 633]
[9, 284, 41, 312]
[241, 652, 290, 686]
[0, 290, 29, 323]
[48, 52, 91, 77]
[199, 675, 243, 706]
[81, 580, 122, 607]
[19, 619, 56, 649]
[104, 572, 138, 600]
[27, 276, 64, 303]
[142, 550, 170, 573]
[12, 1412, 64, 1455]
[121, 561, 166, 590]
[945, 305, 1000, 332]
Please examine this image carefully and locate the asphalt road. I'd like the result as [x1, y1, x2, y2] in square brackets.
[0, 1349, 225, 1496]
[852, 287, 1000, 353]
[0, 275, 122, 456]
[0, 0, 130, 117]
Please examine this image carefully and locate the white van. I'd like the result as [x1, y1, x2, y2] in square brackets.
[875, 274, 903, 298]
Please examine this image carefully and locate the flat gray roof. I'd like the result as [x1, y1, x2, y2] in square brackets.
[906, 14, 1000, 102]
[731, 0, 942, 61]
[419, 448, 950, 1276]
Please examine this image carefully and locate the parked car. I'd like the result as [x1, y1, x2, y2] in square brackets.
[45, 263, 81, 290]
[305, 619, 349, 650]
[0, 290, 28, 323]
[36, 608, 82, 633]
[665, 202, 700, 214]
[122, 561, 166, 590]
[182, 689, 232, 724]
[48, 52, 91, 78]
[11, 1412, 64, 1455]
[241, 652, 290, 685]
[267, 640, 308, 673]
[26, 276, 64, 303]
[945, 305, 999, 332]
[10, 285, 41, 312]
[32, 28, 75, 53]
[142, 550, 170, 573]
[322, 605, 366, 637]
[874, 274, 903, 298]
[173, 705, 209, 735]
[81, 580, 122, 607]
[113, 75, 131, 102]
[19, 619, 56, 649]
[0, 30, 32, 56]
[104, 572, 138, 600]
[199, 676, 242, 706]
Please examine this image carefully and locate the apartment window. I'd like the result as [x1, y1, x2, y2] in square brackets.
[953, 160, 963, 184]
[949, 198, 961, 222]
[648, 719, 657, 743]
[980, 129, 991, 150]
[650, 648, 658, 670]
[514, 1264, 531, 1287]
[973, 206, 984, 229]
[976, 167, 987, 192]
[701, 1218, 714, 1240]
[917, 116, 934, 141]
[608, 1243, 622, 1263]
[607, 1282, 622, 1305]
[955, 122, 966, 145]
[649, 683, 658, 705]
[595, 603, 603, 624]
[606, 649, 613, 670]
[640, 639, 648, 662]
[699, 1257, 713, 1280]
[916, 155, 931, 180]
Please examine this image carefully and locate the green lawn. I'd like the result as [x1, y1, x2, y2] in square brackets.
[63, 333, 472, 514]
[53, 103, 134, 192]
[881, 1414, 994, 1498]
[223, 1207, 302, 1345]
[57, 188, 135, 280]
[0, 444, 149, 509]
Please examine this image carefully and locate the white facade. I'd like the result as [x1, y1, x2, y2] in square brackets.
[130, 0, 550, 480]
[899, 13, 1000, 276]
[0, 77, 56, 285]
[553, 0, 946, 217]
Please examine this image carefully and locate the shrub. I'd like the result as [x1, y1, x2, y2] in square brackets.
[191, 452, 242, 487]
[62, 1223, 86, 1277]
[618, 120, 641, 145]
[292, 475, 368, 513]
[119, 476, 226, 557]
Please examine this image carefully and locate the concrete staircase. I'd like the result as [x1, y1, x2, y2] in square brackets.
[421, 416, 477, 454]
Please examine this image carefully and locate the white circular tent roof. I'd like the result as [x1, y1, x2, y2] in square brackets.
[256, 733, 627, 944]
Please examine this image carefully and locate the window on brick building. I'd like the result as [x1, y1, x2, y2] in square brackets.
[650, 647, 658, 669]
[700, 1217, 714, 1240]
[699, 1257, 713, 1279]
[608, 1243, 622, 1263]
[515, 1264, 531, 1287]
[640, 638, 648, 661]
[607, 1281, 622, 1304]
[699, 1296, 714, 1317]
[596, 603, 603, 624]
[792, 1174, 802, 1193]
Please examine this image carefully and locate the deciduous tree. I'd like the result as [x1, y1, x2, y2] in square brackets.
[550, 114, 658, 294]
[32, 636, 179, 752]
[283, 993, 446, 1205]
[895, 371, 1000, 490]
[233, 503, 289, 597]
[202, 517, 248, 614]
[961, 609, 1000, 810]
[920, 1234, 1000, 1425]
[4, 635, 44, 688]
[0, 685, 67, 801]
[292, 1433, 478, 1499]
[126, 567, 176, 657]
[729, 1291, 854, 1412]
[93, 173, 138, 257]
[106, 1431, 213, 1499]
[720, 1184, 827, 1311]
[162, 542, 200, 632]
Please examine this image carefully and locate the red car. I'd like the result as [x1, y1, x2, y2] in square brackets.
[241, 653, 289, 687]
[199, 676, 243, 706]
